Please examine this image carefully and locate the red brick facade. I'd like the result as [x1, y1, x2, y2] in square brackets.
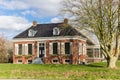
[13, 38, 87, 64]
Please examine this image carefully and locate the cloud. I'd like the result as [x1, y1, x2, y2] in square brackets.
[0, 16, 31, 30]
[21, 10, 38, 16]
[0, 0, 62, 17]
[51, 17, 62, 23]
[0, 0, 29, 10]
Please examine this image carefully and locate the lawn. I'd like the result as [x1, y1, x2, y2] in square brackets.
[0, 62, 120, 80]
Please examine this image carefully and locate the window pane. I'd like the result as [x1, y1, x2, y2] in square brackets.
[28, 44, 32, 55]
[28, 60, 32, 64]
[18, 60, 22, 64]
[94, 48, 99, 58]
[87, 49, 93, 57]
[53, 43, 58, 54]
[18, 44, 22, 55]
[65, 42, 70, 54]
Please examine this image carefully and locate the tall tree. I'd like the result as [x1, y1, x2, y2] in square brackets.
[61, 0, 120, 68]
[0, 33, 9, 63]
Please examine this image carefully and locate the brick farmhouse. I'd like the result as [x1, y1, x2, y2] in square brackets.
[13, 19, 104, 64]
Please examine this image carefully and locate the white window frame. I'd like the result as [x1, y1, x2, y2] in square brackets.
[53, 27, 60, 35]
[49, 43, 53, 54]
[83, 44, 86, 55]
[70, 42, 73, 54]
[78, 43, 83, 55]
[25, 44, 28, 55]
[15, 44, 18, 55]
[58, 42, 60, 54]
[64, 42, 72, 54]
[52, 42, 60, 55]
[37, 42, 46, 57]
[17, 44, 23, 55]
[61, 42, 65, 54]
[17, 60, 22, 64]
[27, 44, 34, 55]
[28, 29, 37, 37]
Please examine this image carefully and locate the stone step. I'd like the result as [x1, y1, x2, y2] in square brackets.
[32, 57, 43, 64]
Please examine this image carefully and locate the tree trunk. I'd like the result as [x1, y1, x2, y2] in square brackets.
[107, 56, 118, 69]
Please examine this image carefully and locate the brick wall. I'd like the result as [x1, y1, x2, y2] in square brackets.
[13, 39, 87, 64]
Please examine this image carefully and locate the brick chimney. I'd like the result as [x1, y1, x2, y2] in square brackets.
[64, 18, 68, 24]
[63, 18, 69, 28]
[33, 20, 37, 27]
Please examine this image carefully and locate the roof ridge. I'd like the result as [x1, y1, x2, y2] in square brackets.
[37, 22, 62, 25]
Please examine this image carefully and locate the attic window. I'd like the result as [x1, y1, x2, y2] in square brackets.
[28, 29, 37, 37]
[53, 27, 60, 35]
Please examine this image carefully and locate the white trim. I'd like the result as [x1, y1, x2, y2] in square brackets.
[17, 44, 23, 55]
[28, 29, 37, 37]
[37, 42, 46, 57]
[13, 36, 86, 42]
[83, 44, 86, 55]
[28, 44, 34, 55]
[25, 44, 28, 55]
[53, 27, 60, 35]
[70, 42, 73, 54]
[78, 43, 82, 55]
[57, 42, 60, 54]
[61, 42, 65, 54]
[15, 44, 18, 55]
[87, 45, 100, 48]
[22, 44, 25, 55]
[32, 44, 34, 55]
[49, 43, 53, 54]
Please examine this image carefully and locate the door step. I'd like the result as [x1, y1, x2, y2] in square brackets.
[32, 57, 43, 64]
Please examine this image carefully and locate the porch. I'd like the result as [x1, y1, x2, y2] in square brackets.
[86, 45, 104, 63]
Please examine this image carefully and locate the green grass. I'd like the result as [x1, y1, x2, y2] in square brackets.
[0, 61, 120, 80]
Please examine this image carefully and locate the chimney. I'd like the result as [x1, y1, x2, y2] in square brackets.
[64, 18, 68, 24]
[33, 20, 37, 27]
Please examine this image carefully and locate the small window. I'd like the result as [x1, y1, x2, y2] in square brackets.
[28, 44, 32, 55]
[65, 60, 71, 64]
[53, 27, 60, 35]
[18, 60, 22, 64]
[28, 60, 32, 64]
[28, 29, 37, 37]
[52, 60, 59, 63]
[18, 44, 22, 55]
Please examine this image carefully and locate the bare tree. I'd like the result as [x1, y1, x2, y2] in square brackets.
[61, 0, 120, 68]
[0, 33, 13, 63]
[0, 33, 8, 63]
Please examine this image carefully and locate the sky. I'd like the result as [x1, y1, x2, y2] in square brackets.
[0, 0, 63, 40]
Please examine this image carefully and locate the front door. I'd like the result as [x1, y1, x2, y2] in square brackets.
[38, 43, 45, 58]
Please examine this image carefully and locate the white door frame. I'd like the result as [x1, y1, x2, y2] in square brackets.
[37, 42, 46, 57]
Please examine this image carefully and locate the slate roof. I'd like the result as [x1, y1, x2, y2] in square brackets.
[14, 23, 85, 38]
[13, 23, 95, 45]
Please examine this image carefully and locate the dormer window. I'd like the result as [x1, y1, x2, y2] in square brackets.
[53, 27, 60, 36]
[28, 29, 37, 37]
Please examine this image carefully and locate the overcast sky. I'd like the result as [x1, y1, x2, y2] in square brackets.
[0, 0, 63, 39]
